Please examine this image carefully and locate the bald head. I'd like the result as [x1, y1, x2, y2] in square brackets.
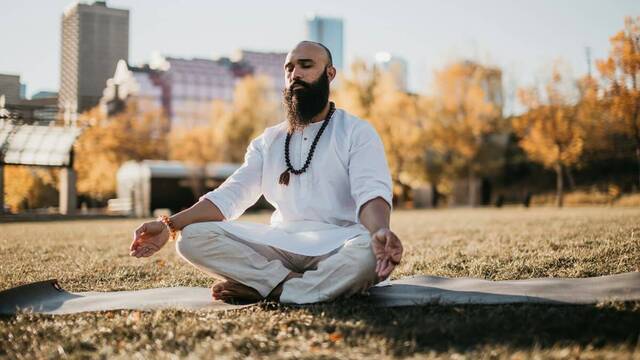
[296, 41, 333, 66]
[287, 41, 333, 68]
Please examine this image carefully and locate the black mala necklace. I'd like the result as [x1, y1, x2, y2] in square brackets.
[279, 102, 336, 186]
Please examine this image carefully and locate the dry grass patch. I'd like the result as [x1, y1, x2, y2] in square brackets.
[1, 207, 639, 359]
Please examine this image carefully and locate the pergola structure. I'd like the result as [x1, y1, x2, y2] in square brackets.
[0, 115, 81, 214]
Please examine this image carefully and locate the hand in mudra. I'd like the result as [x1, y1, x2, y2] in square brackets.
[371, 228, 403, 281]
[129, 221, 169, 258]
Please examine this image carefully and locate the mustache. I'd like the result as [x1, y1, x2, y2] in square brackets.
[289, 80, 310, 90]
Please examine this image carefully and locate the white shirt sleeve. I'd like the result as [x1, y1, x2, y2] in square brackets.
[348, 122, 393, 219]
[200, 135, 264, 221]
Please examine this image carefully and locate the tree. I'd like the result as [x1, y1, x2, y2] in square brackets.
[168, 100, 226, 165]
[429, 61, 504, 204]
[369, 72, 429, 202]
[334, 61, 430, 202]
[221, 76, 281, 163]
[597, 16, 640, 188]
[74, 102, 168, 201]
[513, 65, 584, 207]
[3, 165, 57, 212]
[332, 60, 378, 119]
[169, 76, 280, 165]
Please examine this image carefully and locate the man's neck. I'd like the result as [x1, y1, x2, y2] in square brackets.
[310, 102, 331, 123]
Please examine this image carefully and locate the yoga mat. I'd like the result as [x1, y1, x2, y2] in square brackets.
[1, 272, 638, 315]
[0, 280, 249, 315]
[368, 272, 640, 306]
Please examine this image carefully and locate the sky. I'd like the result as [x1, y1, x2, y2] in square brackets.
[1, 0, 638, 113]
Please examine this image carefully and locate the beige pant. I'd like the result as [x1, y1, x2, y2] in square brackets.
[175, 221, 377, 304]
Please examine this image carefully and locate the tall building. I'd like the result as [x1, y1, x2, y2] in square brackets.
[374, 52, 409, 91]
[305, 15, 344, 70]
[0, 74, 22, 105]
[59, 1, 129, 117]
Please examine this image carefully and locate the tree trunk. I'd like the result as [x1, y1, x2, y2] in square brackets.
[566, 166, 576, 191]
[468, 167, 476, 207]
[432, 184, 439, 208]
[636, 144, 640, 191]
[555, 163, 564, 208]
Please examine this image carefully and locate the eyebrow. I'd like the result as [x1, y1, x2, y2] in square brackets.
[284, 58, 315, 68]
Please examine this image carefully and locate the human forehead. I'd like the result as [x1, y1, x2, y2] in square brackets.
[284, 44, 328, 66]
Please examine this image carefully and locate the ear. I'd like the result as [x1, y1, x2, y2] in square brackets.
[326, 65, 337, 82]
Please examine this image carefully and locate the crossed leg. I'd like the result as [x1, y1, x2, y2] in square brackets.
[176, 221, 377, 304]
[176, 222, 294, 301]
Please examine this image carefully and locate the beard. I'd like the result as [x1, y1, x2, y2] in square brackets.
[283, 69, 330, 131]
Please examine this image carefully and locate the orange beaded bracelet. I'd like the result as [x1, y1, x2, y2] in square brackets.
[158, 215, 178, 241]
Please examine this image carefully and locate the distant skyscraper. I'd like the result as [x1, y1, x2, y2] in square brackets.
[374, 52, 408, 91]
[59, 1, 129, 117]
[0, 74, 21, 105]
[305, 15, 344, 70]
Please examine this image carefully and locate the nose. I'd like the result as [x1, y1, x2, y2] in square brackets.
[291, 66, 303, 81]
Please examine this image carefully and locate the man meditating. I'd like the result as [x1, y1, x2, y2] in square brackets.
[129, 41, 403, 304]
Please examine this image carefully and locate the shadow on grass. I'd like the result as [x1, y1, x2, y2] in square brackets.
[270, 299, 640, 355]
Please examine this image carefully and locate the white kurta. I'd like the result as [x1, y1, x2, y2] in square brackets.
[200, 108, 393, 256]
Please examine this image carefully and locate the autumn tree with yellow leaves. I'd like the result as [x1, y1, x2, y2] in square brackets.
[428, 61, 504, 202]
[168, 101, 226, 165]
[168, 75, 280, 165]
[513, 66, 585, 207]
[332, 60, 378, 120]
[334, 61, 430, 202]
[74, 102, 169, 201]
[221, 75, 281, 163]
[597, 16, 640, 188]
[3, 166, 58, 212]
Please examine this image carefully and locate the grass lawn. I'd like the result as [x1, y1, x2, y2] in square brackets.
[1, 207, 639, 359]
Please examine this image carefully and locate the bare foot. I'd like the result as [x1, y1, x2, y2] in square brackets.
[211, 280, 263, 302]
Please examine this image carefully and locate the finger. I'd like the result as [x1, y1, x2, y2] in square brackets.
[378, 257, 393, 278]
[129, 238, 142, 252]
[389, 248, 402, 265]
[386, 235, 403, 264]
[144, 243, 159, 252]
[136, 247, 148, 257]
[380, 263, 396, 279]
[134, 247, 150, 258]
[377, 257, 389, 278]
[142, 245, 155, 254]
[380, 258, 391, 275]
[141, 250, 155, 257]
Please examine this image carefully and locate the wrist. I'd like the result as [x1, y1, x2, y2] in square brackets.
[370, 226, 390, 234]
[158, 215, 178, 240]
